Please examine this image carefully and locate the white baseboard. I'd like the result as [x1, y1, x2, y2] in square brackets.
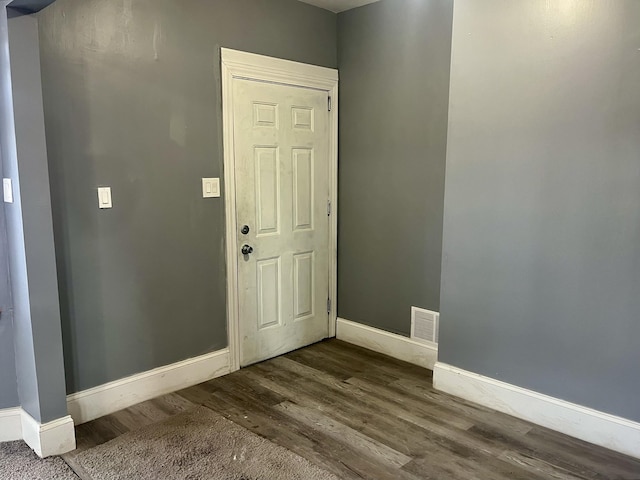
[0, 407, 22, 442]
[336, 318, 438, 370]
[67, 348, 230, 425]
[433, 363, 640, 460]
[21, 411, 75, 458]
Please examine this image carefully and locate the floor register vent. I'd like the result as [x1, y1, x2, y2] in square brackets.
[411, 307, 439, 345]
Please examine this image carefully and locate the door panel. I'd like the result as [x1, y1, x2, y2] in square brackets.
[293, 148, 314, 231]
[233, 79, 329, 366]
[256, 257, 281, 330]
[293, 251, 314, 319]
[254, 147, 280, 235]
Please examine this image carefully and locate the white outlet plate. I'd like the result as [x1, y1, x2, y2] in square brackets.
[3, 178, 13, 203]
[97, 187, 112, 209]
[202, 178, 220, 198]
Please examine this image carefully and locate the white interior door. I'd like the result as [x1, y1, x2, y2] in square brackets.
[233, 79, 330, 367]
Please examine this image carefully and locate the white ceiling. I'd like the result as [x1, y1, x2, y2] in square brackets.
[297, 0, 381, 13]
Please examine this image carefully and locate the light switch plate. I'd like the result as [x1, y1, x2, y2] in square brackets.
[202, 178, 220, 198]
[3, 178, 13, 203]
[97, 187, 112, 209]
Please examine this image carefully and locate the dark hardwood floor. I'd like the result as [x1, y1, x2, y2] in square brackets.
[66, 340, 640, 479]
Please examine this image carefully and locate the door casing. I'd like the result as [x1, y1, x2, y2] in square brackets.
[221, 48, 338, 372]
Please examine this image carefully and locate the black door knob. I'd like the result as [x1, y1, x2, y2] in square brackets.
[241, 245, 253, 255]
[241, 225, 250, 235]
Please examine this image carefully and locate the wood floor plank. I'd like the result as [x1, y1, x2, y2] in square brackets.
[403, 450, 546, 480]
[497, 451, 593, 480]
[275, 401, 413, 468]
[466, 424, 612, 480]
[242, 366, 452, 456]
[67, 339, 640, 480]
[175, 382, 217, 405]
[383, 377, 535, 434]
[286, 346, 400, 385]
[263, 356, 474, 431]
[346, 376, 529, 436]
[206, 384, 420, 480]
[525, 427, 640, 477]
[215, 369, 448, 480]
[312, 339, 434, 381]
[292, 343, 532, 436]
[217, 365, 429, 460]
[245, 361, 551, 480]
[147, 392, 195, 416]
[209, 370, 287, 406]
[251, 351, 637, 480]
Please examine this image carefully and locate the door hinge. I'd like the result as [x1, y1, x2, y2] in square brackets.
[327, 200, 331, 216]
[328, 96, 332, 112]
[327, 298, 331, 314]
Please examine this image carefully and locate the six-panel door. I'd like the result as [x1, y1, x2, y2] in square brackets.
[233, 79, 330, 367]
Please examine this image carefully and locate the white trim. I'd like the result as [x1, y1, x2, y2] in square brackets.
[433, 363, 640, 460]
[0, 407, 22, 442]
[327, 77, 339, 339]
[221, 49, 338, 90]
[221, 48, 339, 370]
[67, 348, 230, 425]
[21, 411, 75, 458]
[336, 318, 438, 370]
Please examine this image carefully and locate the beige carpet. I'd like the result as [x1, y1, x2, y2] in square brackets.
[71, 406, 339, 480]
[0, 441, 79, 480]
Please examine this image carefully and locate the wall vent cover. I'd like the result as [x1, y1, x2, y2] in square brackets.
[411, 307, 439, 345]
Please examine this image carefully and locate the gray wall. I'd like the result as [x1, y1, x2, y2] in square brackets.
[0, 165, 17, 409]
[0, 277, 17, 409]
[0, 11, 68, 423]
[37, 0, 337, 394]
[0, 124, 17, 410]
[337, 0, 453, 336]
[0, 9, 17, 405]
[0, 3, 17, 414]
[440, 0, 640, 422]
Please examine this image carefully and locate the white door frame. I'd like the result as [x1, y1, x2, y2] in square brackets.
[221, 48, 339, 373]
